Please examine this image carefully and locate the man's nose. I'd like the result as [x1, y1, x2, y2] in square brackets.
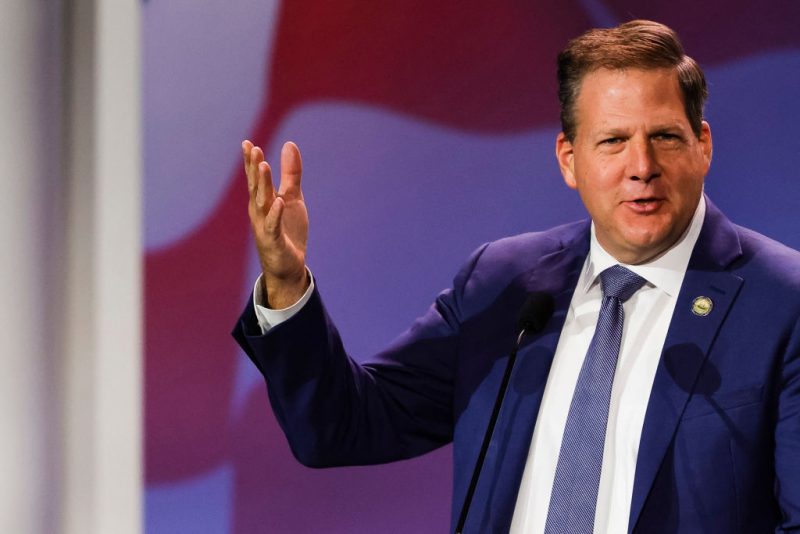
[628, 138, 661, 182]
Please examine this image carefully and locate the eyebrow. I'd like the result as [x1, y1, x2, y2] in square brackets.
[591, 126, 627, 136]
[592, 123, 687, 138]
[649, 123, 686, 133]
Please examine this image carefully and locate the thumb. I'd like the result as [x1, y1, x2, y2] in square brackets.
[264, 196, 285, 240]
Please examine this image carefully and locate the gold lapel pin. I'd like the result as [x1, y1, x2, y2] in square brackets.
[691, 296, 713, 316]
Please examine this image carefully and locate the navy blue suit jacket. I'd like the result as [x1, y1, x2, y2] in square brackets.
[233, 198, 800, 532]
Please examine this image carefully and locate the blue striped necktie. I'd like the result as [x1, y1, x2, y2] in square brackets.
[544, 264, 646, 533]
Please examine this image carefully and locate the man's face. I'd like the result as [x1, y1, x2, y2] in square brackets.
[556, 68, 713, 265]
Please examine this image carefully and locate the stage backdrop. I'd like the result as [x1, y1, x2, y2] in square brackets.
[144, 2, 800, 532]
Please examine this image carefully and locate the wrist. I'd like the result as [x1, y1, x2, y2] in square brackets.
[263, 268, 309, 309]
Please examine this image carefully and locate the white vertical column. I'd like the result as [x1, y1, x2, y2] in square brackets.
[0, 3, 63, 534]
[61, 0, 142, 532]
[1, 0, 142, 531]
[0, 0, 142, 532]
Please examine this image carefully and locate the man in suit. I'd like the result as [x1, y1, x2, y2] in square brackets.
[233, 20, 800, 532]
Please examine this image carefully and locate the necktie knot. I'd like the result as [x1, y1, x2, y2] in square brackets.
[600, 265, 646, 302]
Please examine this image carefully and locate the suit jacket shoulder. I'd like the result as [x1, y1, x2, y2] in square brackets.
[450, 220, 590, 319]
[734, 223, 800, 290]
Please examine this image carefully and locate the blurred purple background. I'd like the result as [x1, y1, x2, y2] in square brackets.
[143, 2, 800, 532]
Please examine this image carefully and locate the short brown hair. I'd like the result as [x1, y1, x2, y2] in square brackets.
[557, 20, 707, 141]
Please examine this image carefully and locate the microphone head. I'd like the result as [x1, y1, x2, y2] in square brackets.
[517, 292, 554, 334]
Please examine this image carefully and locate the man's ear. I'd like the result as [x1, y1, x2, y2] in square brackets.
[556, 132, 577, 190]
[699, 120, 713, 168]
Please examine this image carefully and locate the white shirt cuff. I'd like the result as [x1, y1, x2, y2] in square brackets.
[252, 268, 315, 334]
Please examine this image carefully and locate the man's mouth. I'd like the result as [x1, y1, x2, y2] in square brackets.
[623, 198, 663, 213]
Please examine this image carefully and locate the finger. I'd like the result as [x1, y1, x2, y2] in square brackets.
[255, 160, 275, 212]
[248, 145, 266, 200]
[264, 196, 285, 240]
[278, 141, 303, 196]
[242, 140, 255, 192]
[242, 140, 253, 165]
[249, 145, 264, 175]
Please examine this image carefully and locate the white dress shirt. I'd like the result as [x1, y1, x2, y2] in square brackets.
[253, 198, 707, 533]
[253, 268, 315, 333]
[510, 196, 706, 533]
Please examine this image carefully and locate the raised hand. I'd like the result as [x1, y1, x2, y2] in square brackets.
[242, 140, 310, 309]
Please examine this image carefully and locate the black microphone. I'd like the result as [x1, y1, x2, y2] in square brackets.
[455, 292, 555, 534]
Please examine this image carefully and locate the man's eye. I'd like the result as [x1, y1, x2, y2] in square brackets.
[654, 133, 680, 141]
[600, 137, 622, 145]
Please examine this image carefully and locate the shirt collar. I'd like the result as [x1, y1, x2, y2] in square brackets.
[583, 195, 706, 297]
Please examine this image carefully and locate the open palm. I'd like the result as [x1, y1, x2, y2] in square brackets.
[242, 140, 309, 308]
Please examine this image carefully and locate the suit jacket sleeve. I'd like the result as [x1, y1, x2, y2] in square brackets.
[776, 314, 800, 531]
[231, 244, 489, 467]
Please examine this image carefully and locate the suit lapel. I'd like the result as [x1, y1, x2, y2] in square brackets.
[628, 198, 744, 532]
[476, 224, 590, 532]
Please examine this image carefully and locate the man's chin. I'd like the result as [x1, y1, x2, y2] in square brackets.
[620, 234, 677, 264]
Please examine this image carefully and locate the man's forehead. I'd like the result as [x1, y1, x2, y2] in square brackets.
[577, 66, 680, 95]
[572, 68, 689, 133]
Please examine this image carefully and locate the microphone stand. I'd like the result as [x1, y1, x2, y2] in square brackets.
[454, 328, 528, 534]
